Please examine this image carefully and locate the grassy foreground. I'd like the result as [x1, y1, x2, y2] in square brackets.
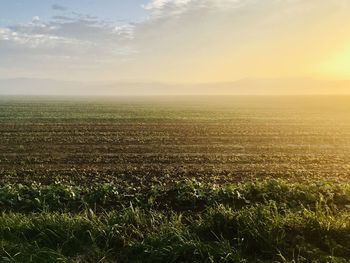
[2, 180, 350, 262]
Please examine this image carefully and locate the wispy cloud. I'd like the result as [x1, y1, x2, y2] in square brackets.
[143, 0, 193, 17]
[3, 12, 135, 52]
[0, 0, 349, 82]
[52, 4, 68, 12]
[0, 10, 138, 80]
[143, 0, 246, 18]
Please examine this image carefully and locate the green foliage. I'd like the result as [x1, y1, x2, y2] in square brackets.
[2, 179, 350, 213]
[1, 98, 350, 262]
[2, 180, 350, 262]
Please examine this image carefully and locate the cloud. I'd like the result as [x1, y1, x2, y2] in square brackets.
[114, 24, 135, 39]
[0, 28, 74, 48]
[0, 10, 137, 81]
[32, 16, 41, 23]
[1, 0, 349, 82]
[143, 0, 192, 12]
[4, 11, 134, 48]
[142, 0, 245, 18]
[52, 4, 68, 11]
[0, 28, 10, 41]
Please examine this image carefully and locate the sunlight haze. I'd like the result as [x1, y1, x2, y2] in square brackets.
[0, 0, 349, 94]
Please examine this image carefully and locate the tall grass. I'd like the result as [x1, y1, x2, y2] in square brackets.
[1, 180, 350, 262]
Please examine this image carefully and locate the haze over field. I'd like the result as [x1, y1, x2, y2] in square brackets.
[1, 77, 350, 96]
[3, 2, 350, 261]
[1, 0, 350, 95]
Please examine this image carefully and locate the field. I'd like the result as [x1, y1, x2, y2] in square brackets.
[1, 96, 350, 262]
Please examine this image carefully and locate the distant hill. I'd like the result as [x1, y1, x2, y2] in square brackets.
[0, 77, 349, 96]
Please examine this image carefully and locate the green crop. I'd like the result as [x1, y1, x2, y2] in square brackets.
[1, 96, 350, 262]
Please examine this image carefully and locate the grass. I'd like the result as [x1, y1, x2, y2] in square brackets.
[2, 179, 350, 213]
[2, 180, 350, 262]
[1, 97, 350, 262]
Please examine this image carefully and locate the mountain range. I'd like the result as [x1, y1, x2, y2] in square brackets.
[0, 77, 349, 96]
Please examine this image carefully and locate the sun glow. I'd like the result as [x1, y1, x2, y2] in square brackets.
[321, 44, 350, 79]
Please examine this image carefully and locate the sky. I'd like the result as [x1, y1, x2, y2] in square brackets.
[0, 0, 350, 85]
